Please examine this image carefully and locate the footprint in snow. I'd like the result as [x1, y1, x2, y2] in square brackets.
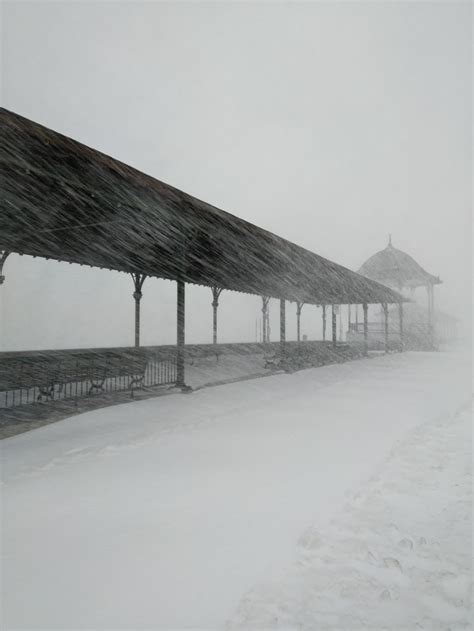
[383, 557, 403, 572]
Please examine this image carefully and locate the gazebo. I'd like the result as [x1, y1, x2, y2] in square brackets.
[357, 236, 442, 349]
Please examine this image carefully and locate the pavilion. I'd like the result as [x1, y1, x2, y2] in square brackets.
[356, 236, 442, 349]
[0, 108, 405, 406]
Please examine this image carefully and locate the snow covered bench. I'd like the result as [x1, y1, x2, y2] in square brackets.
[186, 347, 222, 366]
[59, 352, 149, 399]
[262, 342, 364, 374]
[0, 350, 150, 407]
[264, 353, 282, 370]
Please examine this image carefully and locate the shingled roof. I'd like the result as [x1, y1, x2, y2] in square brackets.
[358, 237, 441, 290]
[0, 108, 404, 305]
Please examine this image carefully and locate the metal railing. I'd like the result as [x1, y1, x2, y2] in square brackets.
[0, 340, 367, 411]
[0, 348, 177, 409]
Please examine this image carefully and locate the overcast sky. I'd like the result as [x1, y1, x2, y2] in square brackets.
[1, 0, 471, 350]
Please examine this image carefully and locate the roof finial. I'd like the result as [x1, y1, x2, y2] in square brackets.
[388, 233, 392, 247]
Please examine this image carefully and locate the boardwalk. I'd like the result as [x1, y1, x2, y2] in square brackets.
[1, 351, 470, 629]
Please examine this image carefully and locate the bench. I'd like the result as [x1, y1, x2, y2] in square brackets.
[186, 347, 221, 366]
[264, 353, 282, 370]
[0, 356, 62, 402]
[263, 343, 362, 373]
[59, 352, 149, 399]
[0, 351, 150, 406]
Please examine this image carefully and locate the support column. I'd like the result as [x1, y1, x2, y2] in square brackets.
[398, 301, 404, 352]
[427, 283, 435, 349]
[176, 277, 186, 389]
[427, 284, 431, 347]
[261, 296, 270, 343]
[363, 302, 368, 356]
[430, 284, 436, 348]
[0, 251, 10, 285]
[383, 302, 389, 353]
[331, 304, 337, 348]
[322, 304, 327, 341]
[131, 273, 146, 348]
[266, 306, 271, 342]
[211, 286, 223, 345]
[296, 301, 304, 342]
[280, 298, 286, 354]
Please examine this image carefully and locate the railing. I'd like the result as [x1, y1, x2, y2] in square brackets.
[0, 348, 177, 409]
[347, 321, 436, 351]
[348, 323, 389, 333]
[0, 340, 365, 411]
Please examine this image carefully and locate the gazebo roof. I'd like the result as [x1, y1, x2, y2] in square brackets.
[0, 108, 404, 305]
[358, 237, 441, 290]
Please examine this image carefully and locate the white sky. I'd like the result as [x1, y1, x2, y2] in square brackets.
[1, 0, 471, 350]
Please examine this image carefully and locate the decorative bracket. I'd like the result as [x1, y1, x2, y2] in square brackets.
[296, 301, 305, 316]
[211, 286, 223, 308]
[0, 251, 11, 285]
[131, 272, 147, 300]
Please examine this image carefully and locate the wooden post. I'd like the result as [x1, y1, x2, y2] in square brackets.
[383, 302, 389, 353]
[176, 277, 186, 387]
[322, 304, 327, 341]
[131, 273, 146, 348]
[211, 286, 223, 345]
[331, 304, 337, 348]
[296, 302, 304, 342]
[363, 302, 368, 356]
[398, 301, 404, 351]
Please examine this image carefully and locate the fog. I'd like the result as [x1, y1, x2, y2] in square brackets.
[1, 0, 471, 351]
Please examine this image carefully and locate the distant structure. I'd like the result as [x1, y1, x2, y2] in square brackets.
[355, 236, 445, 350]
[358, 235, 441, 293]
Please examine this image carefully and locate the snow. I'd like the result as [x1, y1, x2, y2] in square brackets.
[1, 350, 471, 629]
[229, 404, 472, 630]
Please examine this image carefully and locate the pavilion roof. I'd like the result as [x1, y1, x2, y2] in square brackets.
[0, 108, 404, 305]
[358, 238, 441, 290]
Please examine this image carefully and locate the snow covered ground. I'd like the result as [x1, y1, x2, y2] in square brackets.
[230, 404, 472, 630]
[1, 350, 471, 630]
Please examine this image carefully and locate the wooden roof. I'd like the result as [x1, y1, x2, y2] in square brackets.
[0, 108, 404, 304]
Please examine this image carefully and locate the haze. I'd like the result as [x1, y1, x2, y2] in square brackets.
[0, 0, 471, 351]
